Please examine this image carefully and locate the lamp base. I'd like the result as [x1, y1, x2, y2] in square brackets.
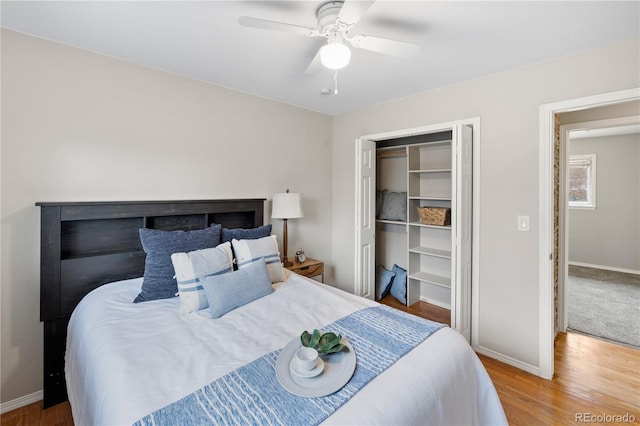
[281, 218, 293, 267]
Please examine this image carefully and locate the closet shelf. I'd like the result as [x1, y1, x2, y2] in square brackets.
[408, 221, 452, 230]
[409, 196, 452, 201]
[377, 148, 406, 159]
[409, 246, 452, 259]
[414, 140, 452, 148]
[376, 219, 407, 226]
[408, 169, 452, 174]
[409, 271, 451, 288]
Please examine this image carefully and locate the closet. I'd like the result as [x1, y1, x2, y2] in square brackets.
[355, 120, 475, 341]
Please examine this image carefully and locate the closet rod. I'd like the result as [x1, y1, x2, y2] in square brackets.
[376, 149, 406, 159]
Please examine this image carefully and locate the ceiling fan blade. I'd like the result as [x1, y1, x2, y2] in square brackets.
[350, 34, 420, 58]
[238, 16, 319, 37]
[337, 0, 376, 26]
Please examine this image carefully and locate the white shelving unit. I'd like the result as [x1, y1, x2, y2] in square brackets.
[406, 140, 454, 309]
[375, 139, 456, 309]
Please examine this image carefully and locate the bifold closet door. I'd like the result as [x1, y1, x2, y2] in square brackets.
[355, 139, 376, 300]
[453, 124, 473, 342]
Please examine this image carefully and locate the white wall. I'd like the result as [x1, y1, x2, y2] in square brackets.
[0, 29, 332, 404]
[569, 133, 640, 271]
[331, 37, 640, 370]
[2, 27, 639, 407]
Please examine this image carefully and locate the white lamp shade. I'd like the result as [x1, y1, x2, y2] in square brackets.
[272, 192, 304, 219]
[320, 41, 351, 70]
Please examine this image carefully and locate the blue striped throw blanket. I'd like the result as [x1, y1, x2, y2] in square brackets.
[134, 305, 445, 426]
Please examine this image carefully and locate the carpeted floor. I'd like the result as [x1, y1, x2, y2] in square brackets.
[567, 265, 640, 348]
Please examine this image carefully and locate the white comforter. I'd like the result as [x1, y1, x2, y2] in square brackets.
[66, 271, 507, 426]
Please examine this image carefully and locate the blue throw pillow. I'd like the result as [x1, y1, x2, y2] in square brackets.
[376, 190, 386, 218]
[201, 258, 274, 318]
[134, 225, 222, 303]
[376, 265, 396, 300]
[379, 191, 407, 222]
[390, 264, 408, 305]
[221, 224, 272, 243]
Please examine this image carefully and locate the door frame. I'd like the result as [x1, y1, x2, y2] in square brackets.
[354, 117, 480, 345]
[538, 87, 639, 379]
[557, 115, 640, 333]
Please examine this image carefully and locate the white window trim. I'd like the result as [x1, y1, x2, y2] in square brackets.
[568, 153, 596, 210]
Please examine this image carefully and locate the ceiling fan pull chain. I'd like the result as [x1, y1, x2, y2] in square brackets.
[334, 68, 339, 94]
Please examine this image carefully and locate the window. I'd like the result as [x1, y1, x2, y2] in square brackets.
[568, 154, 596, 209]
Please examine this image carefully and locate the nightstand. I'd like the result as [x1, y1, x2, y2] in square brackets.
[285, 257, 324, 282]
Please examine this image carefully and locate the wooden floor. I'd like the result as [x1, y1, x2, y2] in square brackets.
[383, 297, 640, 425]
[0, 401, 72, 426]
[379, 294, 452, 326]
[3, 299, 639, 426]
[480, 333, 640, 425]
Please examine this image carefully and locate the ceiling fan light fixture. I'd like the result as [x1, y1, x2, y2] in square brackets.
[320, 41, 351, 70]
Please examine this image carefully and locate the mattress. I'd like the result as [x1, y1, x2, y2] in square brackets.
[65, 270, 507, 425]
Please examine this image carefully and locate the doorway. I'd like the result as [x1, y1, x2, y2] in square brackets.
[557, 118, 640, 348]
[539, 88, 640, 379]
[354, 118, 479, 344]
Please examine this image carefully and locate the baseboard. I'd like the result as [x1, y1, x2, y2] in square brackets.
[473, 345, 541, 377]
[568, 261, 640, 276]
[0, 390, 42, 414]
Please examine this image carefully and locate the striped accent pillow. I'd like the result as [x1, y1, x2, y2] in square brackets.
[171, 242, 234, 315]
[232, 235, 284, 283]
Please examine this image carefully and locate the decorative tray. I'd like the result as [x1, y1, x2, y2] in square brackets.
[275, 337, 356, 398]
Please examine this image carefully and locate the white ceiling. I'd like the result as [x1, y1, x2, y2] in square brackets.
[2, 1, 639, 115]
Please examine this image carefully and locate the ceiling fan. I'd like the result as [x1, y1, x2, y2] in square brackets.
[238, 0, 420, 72]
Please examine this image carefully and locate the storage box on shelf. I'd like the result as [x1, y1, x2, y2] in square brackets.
[417, 207, 451, 226]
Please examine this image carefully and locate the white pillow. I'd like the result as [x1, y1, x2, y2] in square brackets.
[232, 235, 284, 283]
[171, 242, 234, 315]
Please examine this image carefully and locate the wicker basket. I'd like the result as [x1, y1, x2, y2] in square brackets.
[417, 207, 451, 226]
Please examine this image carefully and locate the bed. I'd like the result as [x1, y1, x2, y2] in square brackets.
[38, 199, 507, 425]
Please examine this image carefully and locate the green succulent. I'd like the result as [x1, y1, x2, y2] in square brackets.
[300, 329, 349, 355]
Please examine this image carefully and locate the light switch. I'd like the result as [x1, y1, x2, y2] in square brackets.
[518, 215, 530, 231]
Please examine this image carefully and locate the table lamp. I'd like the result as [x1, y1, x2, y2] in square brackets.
[272, 189, 304, 267]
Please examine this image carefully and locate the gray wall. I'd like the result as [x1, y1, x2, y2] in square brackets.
[2, 26, 640, 406]
[1, 29, 332, 404]
[569, 133, 640, 271]
[331, 37, 639, 370]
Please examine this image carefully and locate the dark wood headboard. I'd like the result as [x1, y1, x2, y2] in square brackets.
[36, 199, 265, 407]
